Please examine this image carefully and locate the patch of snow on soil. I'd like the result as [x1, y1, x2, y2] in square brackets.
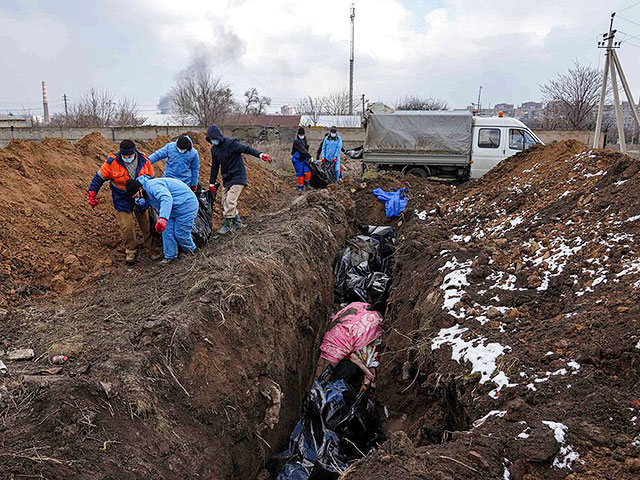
[503, 459, 511, 479]
[542, 421, 580, 469]
[432, 325, 512, 397]
[414, 210, 427, 220]
[616, 258, 640, 278]
[472, 409, 506, 428]
[625, 215, 640, 223]
[525, 238, 583, 292]
[439, 257, 473, 318]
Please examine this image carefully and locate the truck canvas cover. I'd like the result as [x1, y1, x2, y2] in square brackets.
[364, 110, 473, 155]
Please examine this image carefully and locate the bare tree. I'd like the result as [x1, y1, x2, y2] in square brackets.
[243, 88, 271, 115]
[323, 90, 351, 115]
[113, 97, 146, 126]
[49, 87, 145, 127]
[170, 60, 235, 126]
[296, 96, 326, 126]
[540, 61, 603, 130]
[395, 96, 449, 111]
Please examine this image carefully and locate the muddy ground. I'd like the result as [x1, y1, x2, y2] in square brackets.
[3, 135, 639, 479]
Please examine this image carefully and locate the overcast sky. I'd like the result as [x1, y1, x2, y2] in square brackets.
[2, 0, 640, 116]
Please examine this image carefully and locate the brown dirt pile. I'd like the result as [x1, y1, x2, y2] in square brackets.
[0, 132, 288, 306]
[345, 140, 640, 479]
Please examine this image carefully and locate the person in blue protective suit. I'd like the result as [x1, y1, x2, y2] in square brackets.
[321, 126, 342, 182]
[125, 176, 199, 261]
[148, 135, 200, 190]
[206, 125, 273, 234]
[291, 127, 312, 192]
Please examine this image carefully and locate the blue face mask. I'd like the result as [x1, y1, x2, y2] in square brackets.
[212, 139, 220, 146]
[135, 197, 148, 209]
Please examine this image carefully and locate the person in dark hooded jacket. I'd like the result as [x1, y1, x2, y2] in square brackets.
[206, 125, 273, 234]
[291, 127, 312, 191]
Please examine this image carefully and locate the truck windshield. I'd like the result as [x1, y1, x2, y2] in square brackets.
[509, 129, 539, 151]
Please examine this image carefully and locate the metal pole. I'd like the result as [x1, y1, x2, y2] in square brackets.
[611, 50, 640, 143]
[63, 94, 69, 117]
[610, 56, 627, 153]
[593, 52, 610, 148]
[349, 3, 355, 115]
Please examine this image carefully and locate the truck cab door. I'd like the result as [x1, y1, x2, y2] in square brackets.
[471, 127, 504, 178]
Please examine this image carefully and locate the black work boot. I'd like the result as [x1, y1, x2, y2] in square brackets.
[218, 218, 233, 235]
[231, 214, 243, 231]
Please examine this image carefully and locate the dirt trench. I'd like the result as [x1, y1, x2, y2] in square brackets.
[0, 129, 456, 480]
[1, 186, 365, 479]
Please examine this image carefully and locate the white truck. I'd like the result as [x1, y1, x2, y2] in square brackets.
[362, 110, 543, 180]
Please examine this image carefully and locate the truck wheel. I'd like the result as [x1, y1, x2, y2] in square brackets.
[405, 167, 428, 178]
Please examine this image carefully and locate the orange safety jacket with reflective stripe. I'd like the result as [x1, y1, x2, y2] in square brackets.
[88, 150, 154, 212]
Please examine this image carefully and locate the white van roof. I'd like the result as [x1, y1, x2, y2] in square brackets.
[473, 116, 529, 129]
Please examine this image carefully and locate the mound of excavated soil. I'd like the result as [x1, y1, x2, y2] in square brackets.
[0, 132, 288, 306]
[346, 140, 640, 479]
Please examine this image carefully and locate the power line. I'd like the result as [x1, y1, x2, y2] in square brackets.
[617, 15, 640, 28]
[618, 1, 640, 13]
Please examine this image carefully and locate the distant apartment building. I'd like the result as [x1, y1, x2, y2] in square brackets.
[280, 105, 295, 116]
[493, 103, 515, 117]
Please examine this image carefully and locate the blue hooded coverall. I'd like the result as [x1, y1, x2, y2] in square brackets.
[321, 134, 342, 181]
[148, 136, 200, 187]
[138, 176, 199, 259]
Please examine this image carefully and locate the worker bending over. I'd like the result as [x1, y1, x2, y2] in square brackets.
[125, 176, 198, 261]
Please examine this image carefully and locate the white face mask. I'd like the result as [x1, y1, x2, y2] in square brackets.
[330, 133, 337, 138]
[122, 153, 136, 163]
[177, 148, 187, 154]
[212, 139, 220, 146]
[298, 135, 305, 140]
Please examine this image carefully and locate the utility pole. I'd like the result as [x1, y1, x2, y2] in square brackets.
[63, 94, 69, 117]
[593, 12, 640, 152]
[477, 86, 483, 113]
[361, 93, 366, 126]
[349, 3, 355, 115]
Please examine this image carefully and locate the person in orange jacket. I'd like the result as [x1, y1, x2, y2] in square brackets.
[87, 140, 159, 264]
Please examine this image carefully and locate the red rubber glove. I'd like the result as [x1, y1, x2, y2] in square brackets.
[260, 153, 273, 163]
[190, 185, 197, 192]
[321, 158, 326, 163]
[155, 217, 167, 233]
[87, 191, 99, 208]
[209, 184, 217, 194]
[332, 157, 337, 164]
